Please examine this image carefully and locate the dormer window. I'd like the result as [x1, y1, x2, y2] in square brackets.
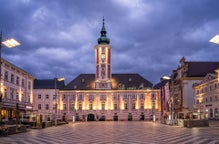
[81, 78, 85, 84]
[128, 78, 132, 83]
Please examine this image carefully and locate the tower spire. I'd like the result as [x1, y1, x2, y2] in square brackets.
[98, 17, 110, 44]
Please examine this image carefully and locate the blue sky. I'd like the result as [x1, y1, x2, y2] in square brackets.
[1, 0, 219, 85]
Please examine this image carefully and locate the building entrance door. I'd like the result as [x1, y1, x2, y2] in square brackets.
[87, 114, 95, 121]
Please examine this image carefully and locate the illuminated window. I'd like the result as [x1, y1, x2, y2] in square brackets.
[124, 103, 128, 110]
[63, 104, 67, 110]
[79, 103, 82, 110]
[71, 103, 75, 110]
[114, 103, 117, 110]
[89, 103, 93, 110]
[102, 103, 105, 110]
[140, 102, 144, 110]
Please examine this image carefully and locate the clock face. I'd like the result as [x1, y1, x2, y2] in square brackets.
[101, 53, 106, 59]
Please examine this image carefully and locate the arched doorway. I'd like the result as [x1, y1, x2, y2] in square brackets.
[140, 113, 145, 121]
[87, 114, 95, 121]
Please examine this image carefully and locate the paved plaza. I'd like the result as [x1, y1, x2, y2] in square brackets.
[0, 121, 219, 144]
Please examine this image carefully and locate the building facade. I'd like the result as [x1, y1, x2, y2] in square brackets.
[193, 72, 219, 120]
[169, 57, 219, 119]
[33, 79, 65, 122]
[55, 19, 161, 121]
[0, 58, 34, 123]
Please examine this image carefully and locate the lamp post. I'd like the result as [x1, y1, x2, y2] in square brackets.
[210, 34, 219, 44]
[54, 77, 64, 126]
[0, 31, 20, 124]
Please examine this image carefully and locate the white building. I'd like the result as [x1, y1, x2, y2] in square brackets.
[193, 72, 219, 120]
[0, 58, 34, 123]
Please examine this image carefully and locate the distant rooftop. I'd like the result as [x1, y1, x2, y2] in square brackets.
[34, 79, 65, 89]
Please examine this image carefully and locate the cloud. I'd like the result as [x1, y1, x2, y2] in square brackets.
[1, 0, 219, 85]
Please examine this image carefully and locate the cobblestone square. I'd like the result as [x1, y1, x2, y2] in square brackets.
[0, 122, 219, 144]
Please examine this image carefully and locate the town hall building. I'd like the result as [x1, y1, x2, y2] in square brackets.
[34, 19, 161, 122]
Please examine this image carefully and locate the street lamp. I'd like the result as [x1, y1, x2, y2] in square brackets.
[209, 34, 219, 44]
[0, 31, 20, 124]
[54, 77, 65, 126]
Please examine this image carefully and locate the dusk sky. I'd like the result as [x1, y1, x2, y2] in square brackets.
[1, 0, 219, 85]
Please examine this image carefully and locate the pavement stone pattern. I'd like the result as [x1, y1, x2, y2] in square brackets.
[0, 121, 219, 144]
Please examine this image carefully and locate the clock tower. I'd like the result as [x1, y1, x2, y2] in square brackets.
[95, 18, 112, 89]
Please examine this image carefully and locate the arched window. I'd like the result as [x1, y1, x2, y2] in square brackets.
[210, 108, 213, 118]
[215, 108, 218, 118]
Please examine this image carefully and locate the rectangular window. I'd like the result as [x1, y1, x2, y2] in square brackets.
[38, 104, 41, 110]
[21, 93, 25, 102]
[53, 104, 56, 110]
[4, 71, 8, 81]
[89, 95, 94, 101]
[79, 103, 82, 110]
[132, 102, 136, 110]
[28, 81, 31, 90]
[100, 95, 106, 101]
[124, 103, 128, 110]
[22, 79, 25, 87]
[140, 94, 144, 100]
[38, 94, 42, 99]
[16, 92, 19, 100]
[11, 74, 14, 83]
[114, 103, 117, 110]
[78, 95, 83, 101]
[140, 102, 144, 110]
[28, 95, 30, 102]
[16, 76, 20, 85]
[4, 89, 7, 98]
[45, 104, 49, 110]
[63, 104, 67, 110]
[113, 94, 118, 100]
[10, 88, 14, 99]
[63, 95, 66, 100]
[46, 94, 49, 99]
[70, 95, 75, 100]
[89, 103, 93, 110]
[71, 103, 75, 110]
[53, 95, 56, 100]
[123, 94, 128, 100]
[132, 94, 136, 100]
[101, 103, 105, 110]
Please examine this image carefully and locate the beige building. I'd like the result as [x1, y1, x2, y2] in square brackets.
[193, 72, 219, 120]
[57, 19, 161, 121]
[0, 58, 34, 123]
[33, 19, 161, 122]
[169, 57, 219, 119]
